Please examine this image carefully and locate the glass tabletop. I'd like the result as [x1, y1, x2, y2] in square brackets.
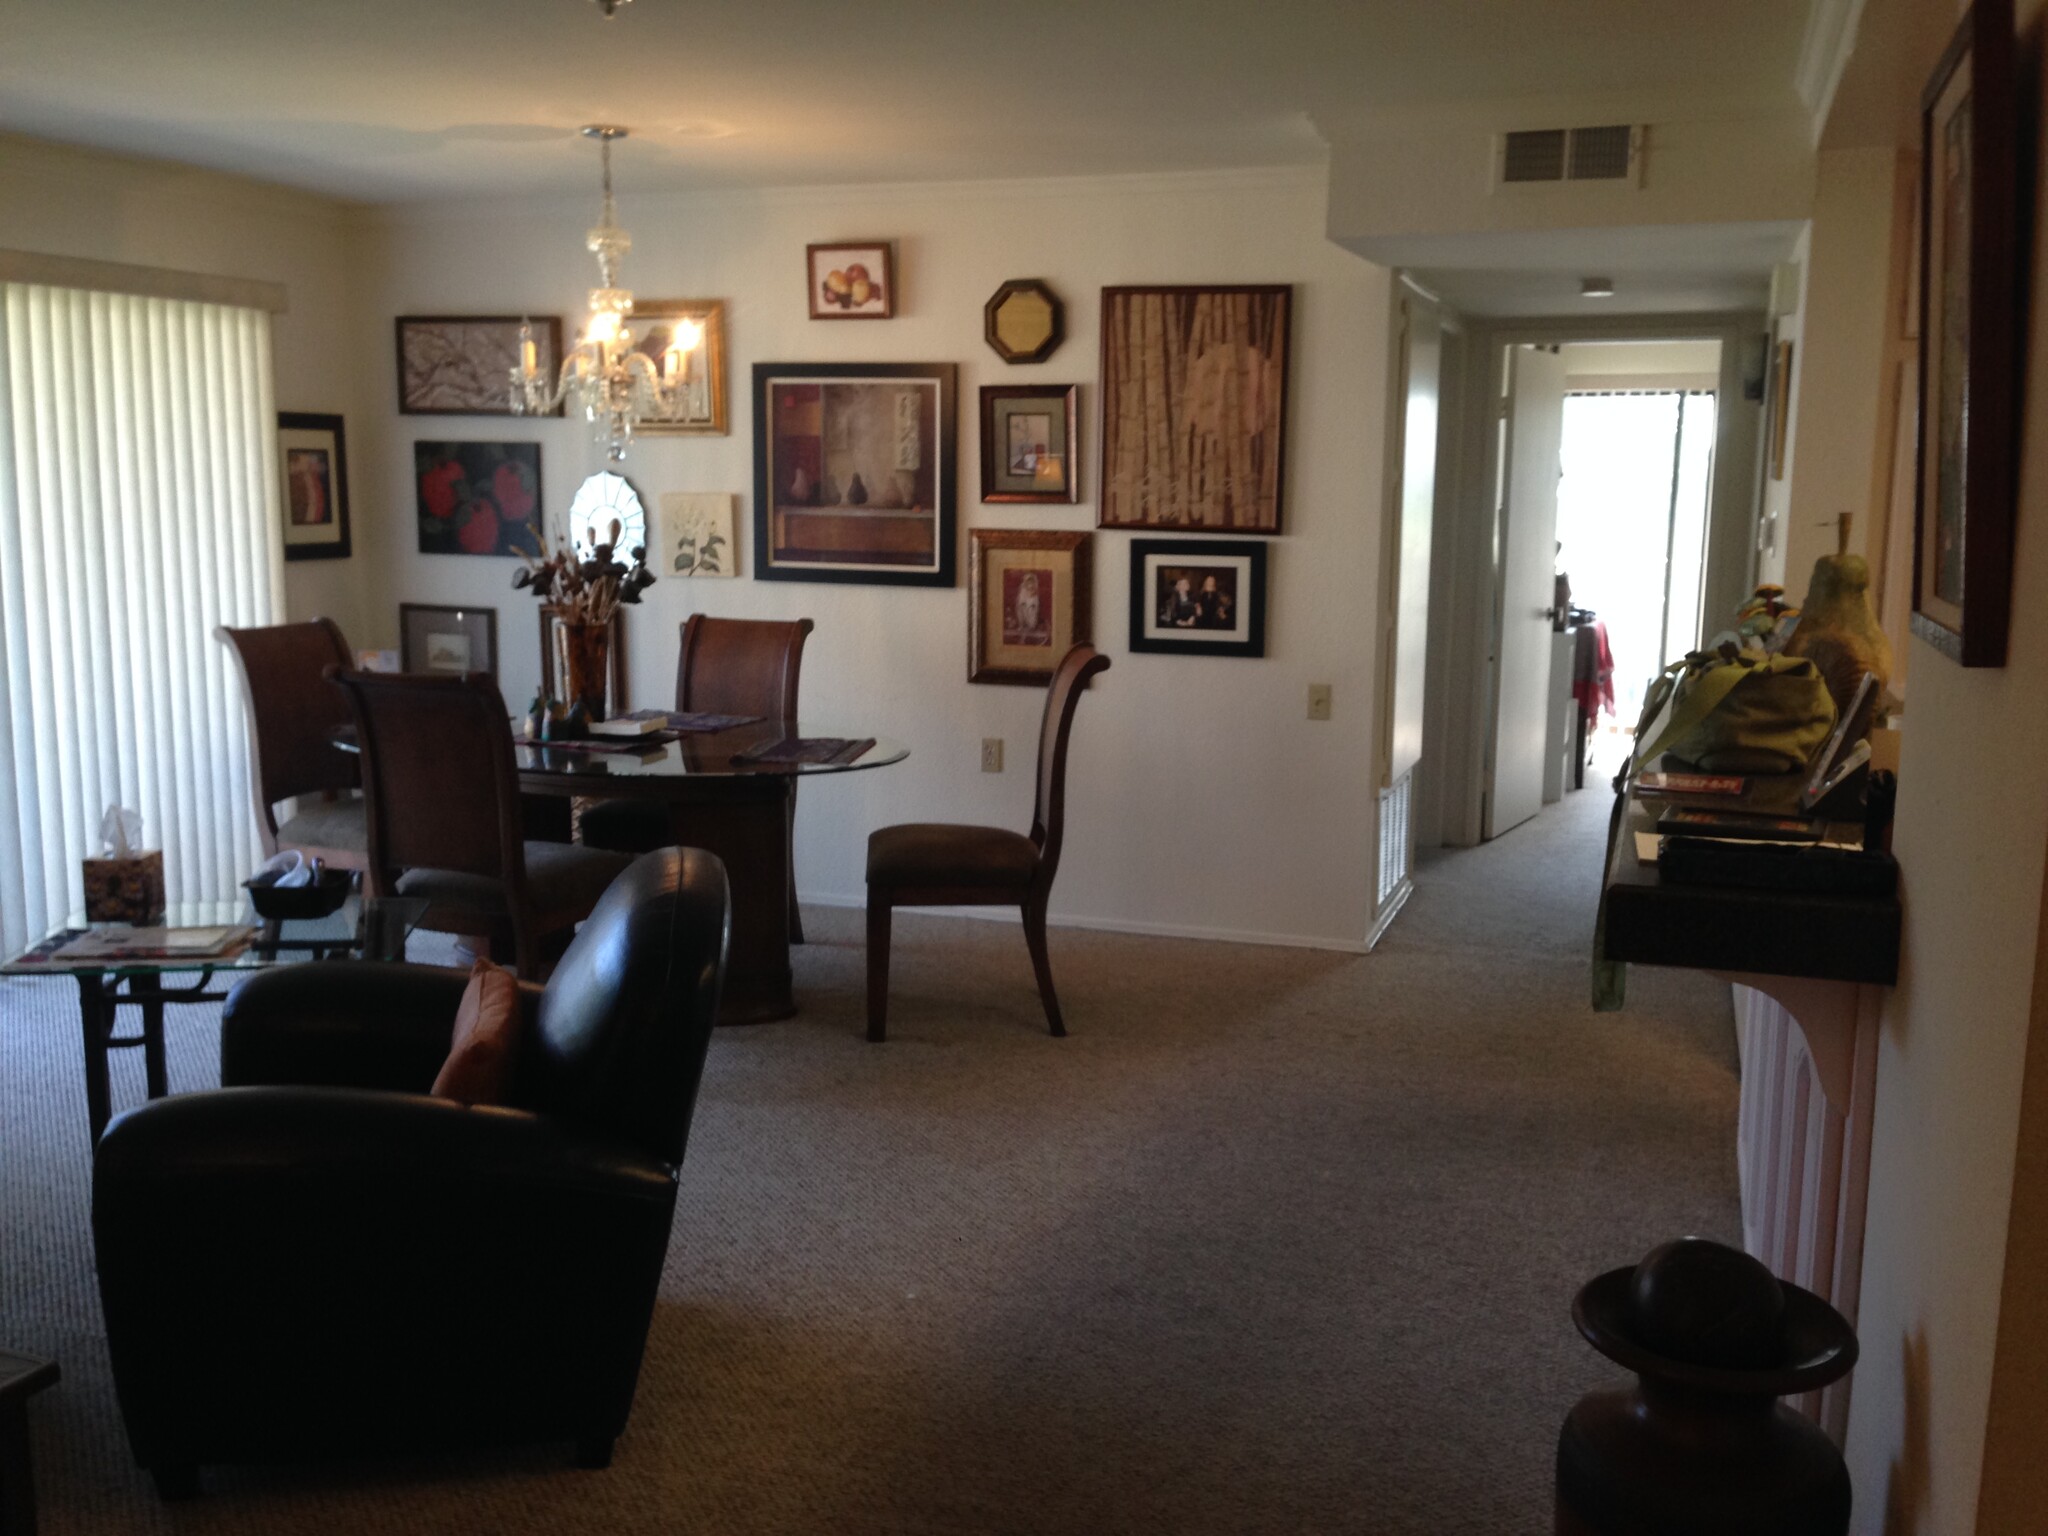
[1, 895, 428, 978]
[510, 719, 910, 782]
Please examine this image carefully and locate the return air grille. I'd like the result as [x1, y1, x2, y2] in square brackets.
[1500, 125, 1640, 186]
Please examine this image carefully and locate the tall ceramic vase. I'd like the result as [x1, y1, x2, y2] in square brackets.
[560, 619, 611, 722]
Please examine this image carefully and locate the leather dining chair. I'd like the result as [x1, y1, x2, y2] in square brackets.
[328, 668, 630, 980]
[864, 644, 1110, 1042]
[215, 618, 367, 870]
[582, 614, 814, 937]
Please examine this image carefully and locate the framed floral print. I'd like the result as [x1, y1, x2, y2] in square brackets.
[414, 441, 543, 558]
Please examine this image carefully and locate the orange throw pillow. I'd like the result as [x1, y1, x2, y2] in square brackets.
[432, 958, 523, 1106]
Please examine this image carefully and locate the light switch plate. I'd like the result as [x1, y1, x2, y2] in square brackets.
[981, 738, 1004, 772]
[1307, 683, 1333, 721]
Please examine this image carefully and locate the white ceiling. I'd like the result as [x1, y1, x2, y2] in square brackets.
[1390, 222, 1802, 319]
[0, 0, 1816, 203]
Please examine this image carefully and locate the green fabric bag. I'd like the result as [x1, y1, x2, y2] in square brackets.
[1632, 648, 1838, 775]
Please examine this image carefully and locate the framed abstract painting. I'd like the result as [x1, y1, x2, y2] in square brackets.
[1913, 0, 2018, 667]
[277, 412, 351, 562]
[396, 316, 562, 416]
[1098, 285, 1292, 533]
[751, 362, 956, 587]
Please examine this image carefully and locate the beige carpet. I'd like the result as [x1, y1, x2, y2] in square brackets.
[0, 785, 1739, 1533]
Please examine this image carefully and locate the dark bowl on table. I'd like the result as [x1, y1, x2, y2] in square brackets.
[243, 867, 352, 922]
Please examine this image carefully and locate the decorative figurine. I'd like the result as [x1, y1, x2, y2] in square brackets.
[1784, 512, 1891, 741]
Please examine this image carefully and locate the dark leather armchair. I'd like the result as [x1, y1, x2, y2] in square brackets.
[91, 848, 730, 1498]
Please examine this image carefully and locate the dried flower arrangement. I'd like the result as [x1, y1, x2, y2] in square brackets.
[511, 517, 655, 624]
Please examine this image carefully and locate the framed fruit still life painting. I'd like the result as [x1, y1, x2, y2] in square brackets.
[415, 441, 543, 558]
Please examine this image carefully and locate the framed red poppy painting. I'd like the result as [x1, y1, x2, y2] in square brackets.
[414, 441, 544, 558]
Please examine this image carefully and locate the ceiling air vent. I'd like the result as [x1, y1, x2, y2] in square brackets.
[1498, 125, 1641, 187]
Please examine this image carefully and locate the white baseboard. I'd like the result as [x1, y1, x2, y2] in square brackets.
[797, 890, 1373, 955]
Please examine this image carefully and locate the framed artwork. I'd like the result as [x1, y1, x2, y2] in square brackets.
[399, 603, 498, 680]
[624, 299, 728, 435]
[539, 605, 624, 713]
[969, 529, 1092, 686]
[1767, 341, 1794, 481]
[1128, 537, 1268, 658]
[415, 441, 544, 558]
[1099, 285, 1292, 533]
[396, 316, 562, 416]
[660, 491, 738, 577]
[277, 412, 351, 561]
[981, 385, 1079, 504]
[1914, 0, 2018, 667]
[752, 362, 957, 587]
[807, 242, 894, 319]
[985, 278, 1064, 363]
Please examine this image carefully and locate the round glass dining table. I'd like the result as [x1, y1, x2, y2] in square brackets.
[343, 719, 909, 1023]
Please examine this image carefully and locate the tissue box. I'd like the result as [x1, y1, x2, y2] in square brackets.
[83, 851, 165, 924]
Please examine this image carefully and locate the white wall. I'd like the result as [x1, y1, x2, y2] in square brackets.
[0, 134, 372, 640]
[352, 167, 1393, 947]
[1835, 2, 2048, 1530]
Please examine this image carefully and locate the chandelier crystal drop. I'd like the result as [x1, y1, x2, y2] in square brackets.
[510, 125, 702, 462]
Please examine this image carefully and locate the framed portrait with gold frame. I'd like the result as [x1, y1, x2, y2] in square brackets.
[969, 529, 1091, 686]
[625, 299, 728, 435]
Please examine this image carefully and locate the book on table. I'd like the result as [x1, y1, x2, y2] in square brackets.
[588, 709, 670, 737]
[48, 925, 252, 962]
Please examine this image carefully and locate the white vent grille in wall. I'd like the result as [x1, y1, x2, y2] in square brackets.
[1499, 125, 1641, 186]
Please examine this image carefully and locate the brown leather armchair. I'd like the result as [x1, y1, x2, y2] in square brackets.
[93, 847, 730, 1497]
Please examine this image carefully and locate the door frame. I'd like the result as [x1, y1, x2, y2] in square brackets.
[1427, 308, 1768, 846]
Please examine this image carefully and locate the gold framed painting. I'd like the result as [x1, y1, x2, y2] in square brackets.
[969, 529, 1091, 685]
[626, 299, 728, 435]
[1098, 284, 1292, 533]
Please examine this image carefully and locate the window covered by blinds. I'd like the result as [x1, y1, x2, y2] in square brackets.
[0, 283, 284, 953]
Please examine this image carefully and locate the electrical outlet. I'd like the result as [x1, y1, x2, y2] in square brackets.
[981, 737, 1004, 772]
[1307, 683, 1333, 721]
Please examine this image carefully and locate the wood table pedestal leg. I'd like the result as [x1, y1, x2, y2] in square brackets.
[659, 778, 797, 1025]
[72, 975, 114, 1145]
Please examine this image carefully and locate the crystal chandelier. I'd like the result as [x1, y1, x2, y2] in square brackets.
[510, 125, 702, 462]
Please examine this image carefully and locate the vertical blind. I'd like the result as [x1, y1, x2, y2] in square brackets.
[0, 282, 284, 954]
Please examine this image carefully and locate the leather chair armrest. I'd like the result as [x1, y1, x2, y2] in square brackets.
[220, 962, 543, 1093]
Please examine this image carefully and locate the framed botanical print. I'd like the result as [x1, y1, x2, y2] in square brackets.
[400, 603, 498, 680]
[624, 299, 728, 435]
[1913, 0, 2018, 667]
[396, 315, 562, 416]
[415, 441, 544, 558]
[981, 385, 1079, 503]
[1128, 537, 1267, 658]
[277, 412, 351, 561]
[752, 362, 957, 587]
[1099, 285, 1292, 533]
[659, 491, 738, 577]
[807, 242, 895, 319]
[970, 529, 1092, 685]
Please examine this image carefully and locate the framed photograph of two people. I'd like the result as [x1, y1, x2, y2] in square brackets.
[1128, 537, 1267, 658]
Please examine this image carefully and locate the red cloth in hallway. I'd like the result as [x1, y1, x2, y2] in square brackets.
[1571, 620, 1616, 719]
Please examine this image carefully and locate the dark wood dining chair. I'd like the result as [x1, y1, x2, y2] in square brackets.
[581, 614, 814, 937]
[865, 644, 1110, 1042]
[215, 618, 367, 871]
[328, 668, 631, 980]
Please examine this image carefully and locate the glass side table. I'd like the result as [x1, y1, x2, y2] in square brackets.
[2, 894, 428, 1145]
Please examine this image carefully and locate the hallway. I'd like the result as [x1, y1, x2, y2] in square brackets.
[1, 784, 1740, 1534]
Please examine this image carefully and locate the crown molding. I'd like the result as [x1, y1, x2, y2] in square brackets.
[1794, 0, 1867, 142]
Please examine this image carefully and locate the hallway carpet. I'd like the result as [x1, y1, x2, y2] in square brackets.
[0, 785, 1739, 1534]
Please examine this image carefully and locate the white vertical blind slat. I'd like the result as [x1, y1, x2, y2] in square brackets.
[0, 281, 280, 952]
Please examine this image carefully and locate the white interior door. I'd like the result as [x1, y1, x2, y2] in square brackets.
[1485, 343, 1567, 839]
